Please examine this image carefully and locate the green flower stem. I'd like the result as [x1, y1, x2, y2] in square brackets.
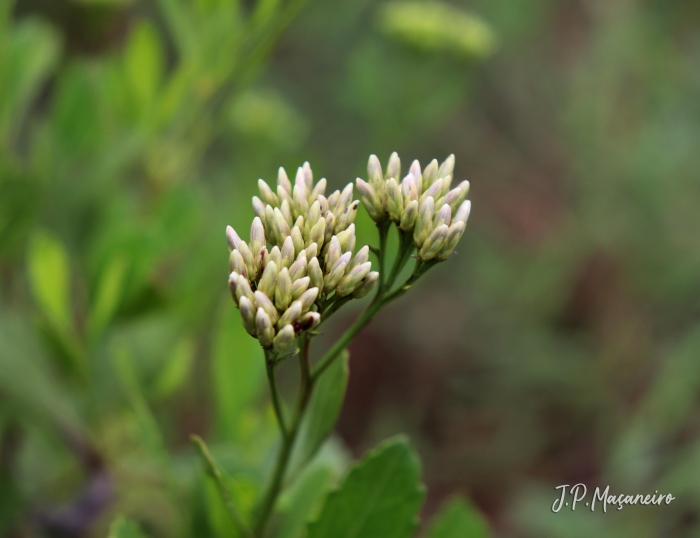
[265, 351, 287, 437]
[255, 335, 315, 537]
[376, 221, 391, 293]
[191, 435, 254, 538]
[384, 231, 415, 291]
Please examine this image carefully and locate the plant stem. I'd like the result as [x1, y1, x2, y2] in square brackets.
[255, 336, 315, 537]
[385, 231, 415, 291]
[376, 221, 390, 293]
[265, 351, 287, 437]
[192, 435, 254, 538]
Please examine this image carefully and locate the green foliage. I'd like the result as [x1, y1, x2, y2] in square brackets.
[307, 437, 425, 538]
[108, 516, 150, 538]
[425, 497, 490, 538]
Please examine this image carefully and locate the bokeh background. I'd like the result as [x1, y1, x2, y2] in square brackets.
[2, 0, 700, 536]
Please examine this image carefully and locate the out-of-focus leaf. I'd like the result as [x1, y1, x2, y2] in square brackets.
[251, 0, 281, 29]
[291, 350, 349, 470]
[377, 1, 498, 58]
[27, 230, 72, 332]
[307, 436, 425, 538]
[277, 463, 334, 538]
[88, 256, 128, 340]
[108, 515, 150, 538]
[425, 497, 490, 538]
[151, 337, 195, 399]
[124, 21, 164, 121]
[212, 303, 264, 440]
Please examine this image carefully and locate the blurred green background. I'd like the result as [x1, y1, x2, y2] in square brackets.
[2, 0, 700, 536]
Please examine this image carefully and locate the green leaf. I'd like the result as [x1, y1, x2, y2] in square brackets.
[291, 350, 349, 470]
[212, 303, 264, 440]
[88, 256, 128, 339]
[425, 497, 491, 538]
[307, 436, 425, 538]
[277, 463, 334, 538]
[108, 515, 149, 538]
[151, 337, 195, 399]
[124, 21, 164, 119]
[27, 230, 72, 331]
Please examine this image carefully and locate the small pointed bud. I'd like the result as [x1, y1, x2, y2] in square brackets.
[256, 308, 274, 347]
[336, 261, 372, 297]
[440, 180, 469, 211]
[401, 173, 418, 204]
[454, 200, 471, 225]
[368, 154, 383, 185]
[238, 296, 257, 336]
[292, 181, 309, 217]
[421, 177, 444, 203]
[252, 197, 266, 223]
[298, 287, 319, 311]
[385, 177, 404, 222]
[308, 217, 326, 249]
[291, 226, 305, 254]
[280, 199, 294, 227]
[308, 257, 324, 289]
[423, 159, 439, 187]
[386, 151, 401, 182]
[324, 212, 336, 243]
[305, 243, 319, 261]
[441, 174, 453, 193]
[311, 178, 327, 201]
[250, 217, 266, 255]
[334, 183, 354, 216]
[318, 194, 329, 215]
[323, 252, 351, 293]
[275, 267, 293, 310]
[294, 215, 304, 231]
[278, 167, 292, 193]
[277, 184, 292, 207]
[327, 190, 340, 212]
[434, 204, 452, 229]
[268, 245, 282, 268]
[257, 261, 278, 298]
[356, 178, 384, 222]
[437, 222, 466, 261]
[254, 290, 279, 325]
[226, 226, 241, 252]
[277, 300, 303, 328]
[228, 272, 239, 304]
[303, 161, 314, 190]
[281, 236, 295, 267]
[237, 240, 257, 280]
[289, 253, 308, 281]
[352, 271, 379, 298]
[229, 249, 247, 276]
[257, 246, 268, 275]
[419, 224, 449, 261]
[336, 224, 355, 253]
[400, 200, 419, 231]
[264, 205, 277, 242]
[273, 324, 296, 352]
[308, 200, 321, 227]
[299, 311, 321, 332]
[348, 245, 369, 271]
[272, 208, 291, 243]
[291, 276, 311, 300]
[414, 196, 435, 248]
[325, 236, 342, 270]
[438, 154, 455, 180]
[258, 179, 279, 206]
[235, 275, 255, 304]
[409, 160, 423, 195]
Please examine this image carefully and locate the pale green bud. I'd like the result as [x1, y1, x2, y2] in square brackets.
[386, 177, 404, 222]
[289, 253, 307, 281]
[414, 196, 435, 248]
[305, 242, 319, 260]
[421, 177, 444, 203]
[237, 240, 257, 281]
[454, 200, 471, 225]
[368, 154, 383, 186]
[257, 261, 277, 298]
[235, 275, 255, 304]
[437, 222, 466, 261]
[273, 324, 296, 352]
[228, 272, 239, 304]
[308, 257, 324, 290]
[298, 287, 319, 311]
[325, 236, 342, 270]
[408, 160, 423, 195]
[348, 245, 369, 272]
[272, 208, 291, 243]
[311, 178, 327, 201]
[308, 200, 321, 228]
[336, 201, 359, 233]
[324, 212, 336, 243]
[324, 252, 351, 293]
[252, 196, 266, 223]
[250, 217, 266, 255]
[257, 246, 268, 275]
[352, 271, 379, 298]
[336, 224, 355, 253]
[281, 237, 295, 268]
[302, 162, 314, 191]
[434, 204, 452, 229]
[338, 184, 355, 214]
[439, 180, 469, 211]
[268, 245, 282, 268]
[293, 178, 309, 216]
[291, 276, 311, 300]
[419, 224, 448, 261]
[423, 159, 439, 187]
[238, 296, 257, 336]
[229, 249, 247, 277]
[400, 200, 419, 231]
[401, 173, 418, 204]
[280, 199, 294, 227]
[336, 261, 372, 297]
[277, 300, 302, 328]
[326, 190, 340, 212]
[299, 311, 321, 332]
[386, 151, 401, 183]
[278, 166, 292, 193]
[294, 215, 304, 231]
[277, 184, 292, 208]
[438, 154, 455, 180]
[441, 174, 453, 193]
[254, 290, 279, 325]
[226, 225, 241, 252]
[308, 217, 326, 249]
[256, 308, 274, 348]
[318, 194, 329, 215]
[275, 267, 293, 311]
[258, 179, 279, 207]
[291, 226, 305, 254]
[356, 178, 384, 222]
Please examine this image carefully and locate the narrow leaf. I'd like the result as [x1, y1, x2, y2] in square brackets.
[88, 256, 128, 339]
[151, 337, 195, 399]
[108, 515, 149, 538]
[307, 436, 425, 538]
[425, 497, 491, 538]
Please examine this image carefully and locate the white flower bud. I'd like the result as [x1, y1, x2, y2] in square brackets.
[386, 151, 401, 182]
[368, 154, 383, 186]
[318, 194, 329, 215]
[454, 200, 471, 225]
[268, 245, 282, 268]
[277, 184, 292, 207]
[348, 245, 369, 272]
[258, 179, 279, 207]
[228, 272, 239, 304]
[226, 225, 241, 252]
[308, 257, 324, 290]
[386, 177, 404, 222]
[272, 208, 291, 243]
[438, 154, 455, 180]
[275, 267, 293, 311]
[291, 226, 305, 254]
[273, 324, 296, 352]
[280, 236, 295, 268]
[414, 196, 435, 248]
[293, 181, 309, 217]
[305, 242, 319, 260]
[237, 240, 257, 281]
[434, 204, 452, 229]
[423, 159, 439, 187]
[256, 308, 274, 348]
[308, 217, 326, 249]
[324, 252, 351, 293]
[352, 271, 379, 298]
[419, 224, 448, 261]
[278, 167, 292, 194]
[421, 177, 444, 203]
[291, 276, 311, 300]
[257, 261, 277, 298]
[400, 200, 419, 231]
[250, 217, 266, 255]
[437, 222, 466, 261]
[325, 236, 342, 270]
[298, 287, 319, 311]
[439, 180, 469, 212]
[299, 311, 321, 332]
[235, 275, 255, 304]
[252, 196, 266, 223]
[303, 161, 314, 191]
[408, 159, 423, 195]
[289, 253, 308, 281]
[278, 300, 303, 328]
[229, 249, 247, 276]
[310, 178, 327, 201]
[336, 224, 355, 253]
[336, 201, 359, 233]
[324, 211, 336, 243]
[401, 173, 418, 204]
[308, 200, 321, 227]
[327, 190, 340, 212]
[254, 290, 279, 325]
[336, 261, 372, 297]
[356, 178, 384, 222]
[238, 296, 257, 336]
[280, 199, 294, 227]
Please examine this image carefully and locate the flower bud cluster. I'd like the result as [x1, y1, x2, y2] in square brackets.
[356, 153, 471, 261]
[227, 162, 379, 355]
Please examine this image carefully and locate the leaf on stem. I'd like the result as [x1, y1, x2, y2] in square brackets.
[306, 436, 425, 538]
[424, 496, 491, 538]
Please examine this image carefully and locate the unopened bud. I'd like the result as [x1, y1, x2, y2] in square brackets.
[280, 237, 295, 268]
[258, 179, 279, 207]
[336, 184, 355, 215]
[280, 199, 294, 227]
[318, 194, 329, 215]
[454, 200, 471, 225]
[277, 184, 292, 207]
[336, 224, 355, 253]
[238, 296, 257, 336]
[438, 154, 455, 180]
[401, 173, 418, 204]
[336, 261, 372, 297]
[440, 180, 469, 211]
[308, 217, 326, 249]
[254, 290, 279, 325]
[273, 324, 296, 352]
[268, 245, 282, 268]
[291, 276, 311, 300]
[414, 196, 435, 248]
[356, 178, 384, 222]
[291, 226, 305, 254]
[237, 240, 257, 280]
[419, 224, 448, 261]
[437, 222, 466, 261]
[298, 311, 321, 332]
[289, 253, 308, 281]
[386, 177, 404, 222]
[235, 275, 255, 304]
[423, 159, 439, 186]
[323, 252, 351, 293]
[434, 204, 452, 229]
[278, 167, 292, 193]
[421, 177, 444, 203]
[305, 243, 319, 260]
[293, 181, 309, 217]
[278, 300, 303, 328]
[325, 236, 342, 270]
[272, 208, 291, 242]
[352, 271, 379, 298]
[258, 261, 277, 298]
[302, 162, 314, 190]
[298, 287, 319, 311]
[368, 154, 383, 186]
[327, 190, 340, 212]
[228, 272, 239, 303]
[250, 217, 266, 255]
[336, 201, 359, 232]
[264, 205, 276, 241]
[256, 308, 274, 348]
[386, 152, 401, 183]
[409, 160, 423, 195]
[226, 226, 241, 252]
[310, 178, 327, 201]
[275, 267, 293, 310]
[348, 245, 369, 272]
[308, 257, 324, 290]
[229, 249, 247, 276]
[252, 197, 266, 223]
[324, 212, 336, 243]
